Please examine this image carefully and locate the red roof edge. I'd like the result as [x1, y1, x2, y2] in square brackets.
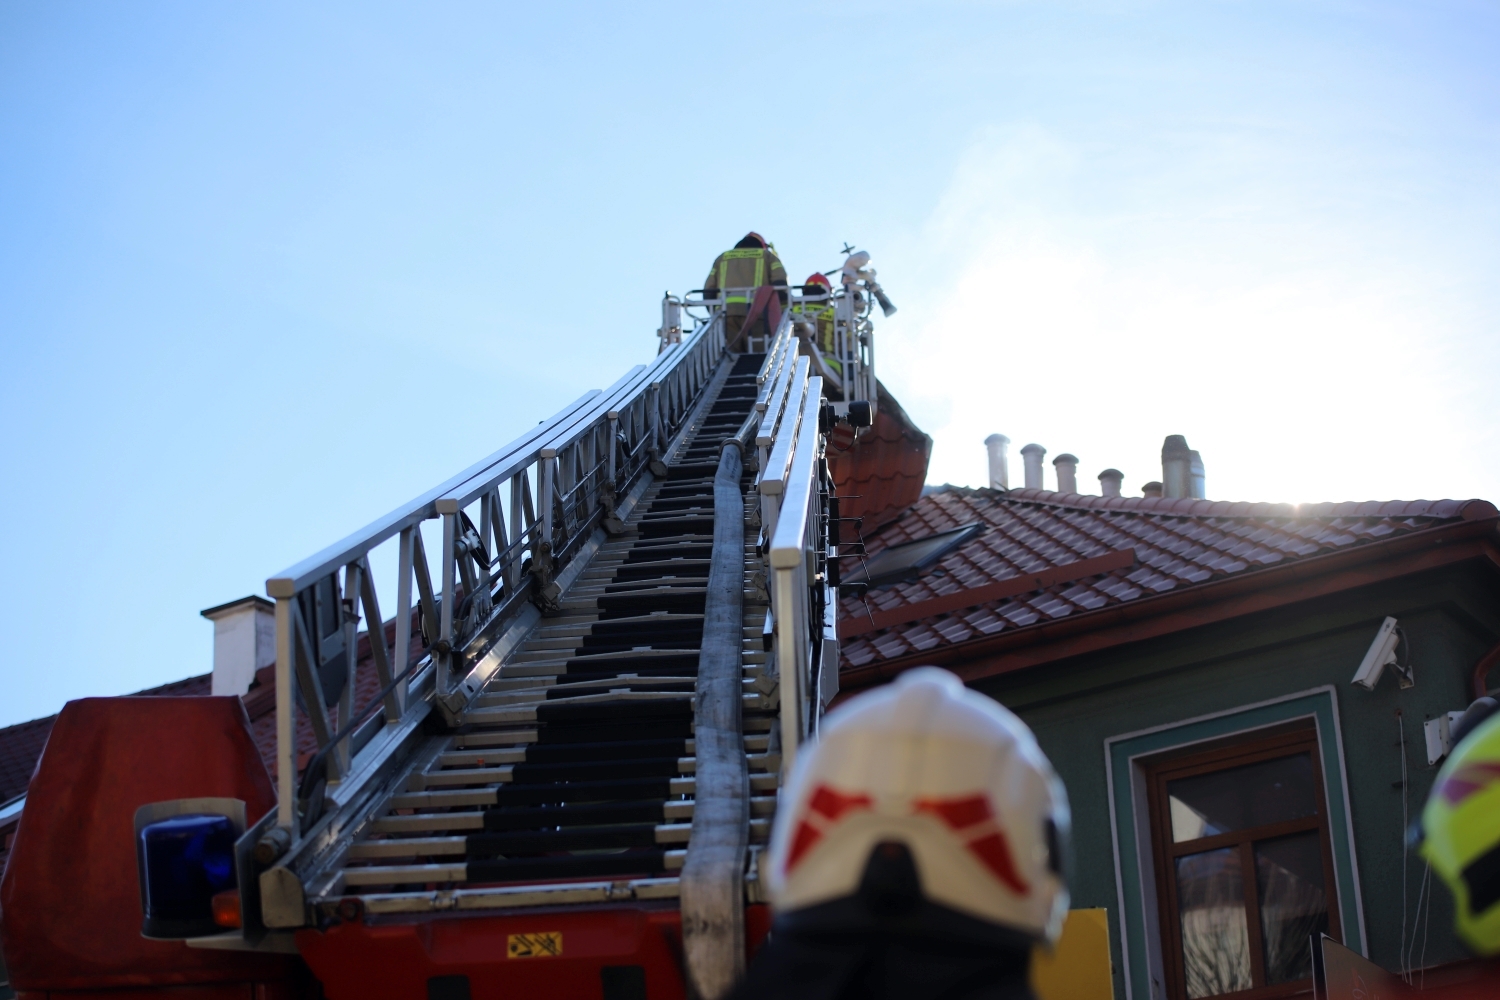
[841, 515, 1500, 691]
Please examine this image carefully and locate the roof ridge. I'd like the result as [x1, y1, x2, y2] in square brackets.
[992, 489, 1497, 521]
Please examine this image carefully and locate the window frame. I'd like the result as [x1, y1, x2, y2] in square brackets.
[1143, 726, 1342, 1000]
[1104, 686, 1367, 1000]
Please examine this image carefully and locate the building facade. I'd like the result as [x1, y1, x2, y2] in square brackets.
[839, 487, 1500, 999]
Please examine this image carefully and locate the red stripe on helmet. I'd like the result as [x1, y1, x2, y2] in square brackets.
[809, 785, 874, 822]
[914, 795, 992, 831]
[1440, 761, 1500, 805]
[966, 832, 1031, 897]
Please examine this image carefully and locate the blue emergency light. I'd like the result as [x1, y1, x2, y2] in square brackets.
[138, 812, 237, 938]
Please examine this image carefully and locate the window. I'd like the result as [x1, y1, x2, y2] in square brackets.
[844, 523, 984, 588]
[1143, 726, 1341, 1000]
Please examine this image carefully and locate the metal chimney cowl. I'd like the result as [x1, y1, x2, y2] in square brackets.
[1052, 453, 1079, 495]
[1161, 435, 1193, 499]
[1098, 468, 1123, 498]
[985, 434, 1010, 490]
[1020, 443, 1047, 490]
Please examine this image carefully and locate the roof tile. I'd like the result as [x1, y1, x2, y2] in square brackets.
[840, 487, 1494, 670]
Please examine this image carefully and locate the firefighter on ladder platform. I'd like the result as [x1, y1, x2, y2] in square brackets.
[732, 667, 1072, 1000]
[796, 272, 841, 377]
[703, 232, 788, 351]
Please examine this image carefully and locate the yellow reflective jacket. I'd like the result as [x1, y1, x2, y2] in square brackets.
[803, 299, 840, 372]
[703, 246, 788, 308]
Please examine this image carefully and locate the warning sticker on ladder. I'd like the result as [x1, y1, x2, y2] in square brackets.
[507, 932, 563, 958]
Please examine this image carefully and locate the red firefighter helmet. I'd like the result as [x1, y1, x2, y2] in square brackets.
[805, 272, 832, 290]
[767, 667, 1071, 944]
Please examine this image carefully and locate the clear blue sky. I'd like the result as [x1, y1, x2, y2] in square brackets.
[3, 1, 1497, 726]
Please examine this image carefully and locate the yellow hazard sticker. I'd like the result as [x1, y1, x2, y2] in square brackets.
[507, 931, 563, 958]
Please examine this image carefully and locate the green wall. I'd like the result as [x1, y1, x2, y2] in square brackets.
[970, 563, 1500, 999]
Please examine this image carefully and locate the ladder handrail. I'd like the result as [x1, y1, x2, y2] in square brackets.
[758, 356, 810, 499]
[766, 373, 830, 776]
[756, 344, 799, 451]
[436, 363, 649, 508]
[264, 308, 728, 838]
[267, 320, 725, 596]
[265, 390, 603, 597]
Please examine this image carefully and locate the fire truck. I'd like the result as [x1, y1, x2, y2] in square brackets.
[1, 250, 924, 1000]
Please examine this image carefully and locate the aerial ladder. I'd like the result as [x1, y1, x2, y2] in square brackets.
[36, 252, 900, 1000]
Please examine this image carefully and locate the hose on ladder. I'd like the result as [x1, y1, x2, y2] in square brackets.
[680, 408, 759, 999]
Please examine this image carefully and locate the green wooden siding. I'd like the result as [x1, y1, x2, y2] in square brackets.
[969, 563, 1500, 999]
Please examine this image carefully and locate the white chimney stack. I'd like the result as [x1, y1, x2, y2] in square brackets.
[1162, 435, 1192, 499]
[201, 596, 276, 697]
[1189, 450, 1206, 499]
[984, 434, 1010, 490]
[1098, 468, 1123, 498]
[1161, 435, 1207, 499]
[1052, 453, 1079, 494]
[1020, 443, 1047, 489]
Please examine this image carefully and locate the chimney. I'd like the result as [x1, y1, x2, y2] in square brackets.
[1098, 468, 1123, 498]
[1189, 450, 1206, 499]
[1161, 435, 1193, 499]
[1020, 443, 1047, 489]
[1052, 453, 1079, 494]
[984, 434, 1010, 490]
[201, 596, 276, 697]
[1142, 481, 1163, 499]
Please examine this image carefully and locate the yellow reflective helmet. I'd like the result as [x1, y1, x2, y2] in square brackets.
[1420, 701, 1500, 954]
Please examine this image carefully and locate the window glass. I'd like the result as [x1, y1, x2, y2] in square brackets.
[1256, 832, 1330, 984]
[1176, 848, 1252, 999]
[1168, 752, 1318, 843]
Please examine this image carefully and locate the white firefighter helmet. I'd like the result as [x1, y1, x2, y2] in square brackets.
[767, 667, 1071, 943]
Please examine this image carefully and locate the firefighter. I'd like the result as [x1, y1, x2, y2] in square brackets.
[1420, 696, 1500, 955]
[798, 272, 841, 376]
[731, 667, 1071, 1000]
[703, 232, 788, 351]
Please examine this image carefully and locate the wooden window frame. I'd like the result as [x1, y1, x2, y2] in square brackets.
[1144, 725, 1342, 1000]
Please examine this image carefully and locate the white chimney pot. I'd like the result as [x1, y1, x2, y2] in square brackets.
[201, 596, 276, 697]
[1020, 443, 1047, 490]
[984, 434, 1010, 490]
[1053, 453, 1079, 495]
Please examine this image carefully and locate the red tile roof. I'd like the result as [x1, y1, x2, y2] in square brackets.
[839, 486, 1499, 673]
[828, 380, 932, 534]
[0, 717, 57, 808]
[0, 674, 219, 808]
[0, 614, 425, 808]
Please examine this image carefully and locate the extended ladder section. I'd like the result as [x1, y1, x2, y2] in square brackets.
[313, 353, 776, 913]
[249, 304, 840, 983]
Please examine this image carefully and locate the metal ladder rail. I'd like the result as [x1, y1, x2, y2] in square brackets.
[255, 312, 836, 945]
[255, 317, 730, 927]
[766, 370, 833, 769]
[264, 316, 727, 826]
[306, 353, 773, 918]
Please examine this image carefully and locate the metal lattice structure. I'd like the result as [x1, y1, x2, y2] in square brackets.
[237, 261, 889, 995]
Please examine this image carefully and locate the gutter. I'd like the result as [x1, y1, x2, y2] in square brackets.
[0, 793, 24, 826]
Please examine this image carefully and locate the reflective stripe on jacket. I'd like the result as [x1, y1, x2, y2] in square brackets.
[704, 246, 787, 307]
